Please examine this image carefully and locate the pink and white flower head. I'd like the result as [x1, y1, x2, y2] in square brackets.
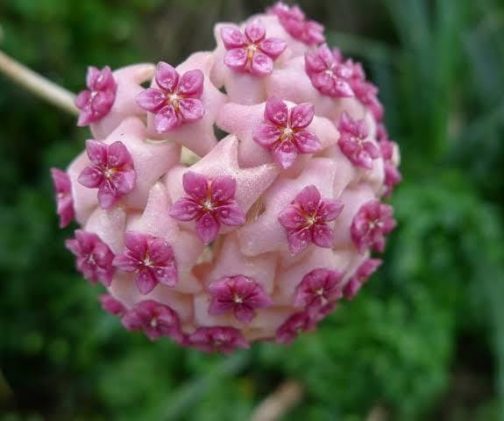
[53, 3, 401, 352]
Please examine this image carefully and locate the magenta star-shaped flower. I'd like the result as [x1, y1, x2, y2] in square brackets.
[136, 61, 205, 133]
[276, 311, 315, 344]
[305, 44, 358, 98]
[343, 258, 382, 300]
[78, 140, 136, 209]
[170, 171, 246, 244]
[294, 268, 343, 312]
[99, 294, 126, 317]
[352, 78, 384, 121]
[351, 200, 396, 253]
[113, 232, 178, 295]
[208, 275, 272, 323]
[253, 97, 321, 169]
[122, 299, 183, 342]
[50, 168, 74, 228]
[379, 136, 402, 195]
[65, 229, 115, 286]
[278, 185, 344, 255]
[75, 66, 117, 126]
[268, 2, 325, 46]
[188, 326, 249, 353]
[338, 112, 380, 169]
[221, 21, 287, 76]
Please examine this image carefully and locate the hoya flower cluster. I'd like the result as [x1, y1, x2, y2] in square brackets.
[51, 2, 401, 353]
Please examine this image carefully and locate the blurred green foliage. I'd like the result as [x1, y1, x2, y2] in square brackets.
[1, 0, 503, 419]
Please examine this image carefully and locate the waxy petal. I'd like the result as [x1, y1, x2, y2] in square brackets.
[220, 26, 246, 49]
[224, 48, 248, 70]
[178, 98, 205, 122]
[290, 103, 314, 129]
[250, 52, 273, 76]
[177, 69, 204, 97]
[155, 62, 179, 92]
[136, 88, 166, 112]
[265, 97, 289, 126]
[196, 213, 220, 244]
[258, 38, 287, 59]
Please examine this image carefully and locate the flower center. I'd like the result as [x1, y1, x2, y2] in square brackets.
[280, 127, 294, 142]
[233, 294, 243, 304]
[368, 219, 383, 230]
[143, 255, 154, 267]
[246, 43, 258, 60]
[168, 93, 181, 110]
[150, 317, 158, 328]
[103, 167, 116, 179]
[305, 213, 318, 226]
[201, 198, 215, 211]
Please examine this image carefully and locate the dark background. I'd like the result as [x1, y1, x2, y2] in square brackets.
[1, 0, 504, 419]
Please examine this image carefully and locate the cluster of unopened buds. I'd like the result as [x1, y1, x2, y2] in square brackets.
[51, 2, 401, 353]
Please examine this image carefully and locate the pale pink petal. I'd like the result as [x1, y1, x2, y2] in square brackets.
[155, 62, 179, 92]
[258, 38, 287, 59]
[178, 98, 205, 122]
[293, 130, 320, 153]
[211, 176, 236, 202]
[136, 269, 158, 294]
[107, 141, 132, 168]
[169, 198, 200, 221]
[85, 140, 106, 165]
[216, 203, 245, 226]
[253, 123, 282, 146]
[196, 213, 220, 244]
[220, 26, 246, 49]
[287, 229, 311, 254]
[312, 224, 333, 248]
[264, 97, 289, 126]
[250, 52, 273, 76]
[278, 207, 305, 229]
[75, 90, 91, 109]
[245, 21, 266, 43]
[154, 105, 180, 133]
[272, 141, 298, 169]
[136, 88, 166, 112]
[296, 185, 321, 213]
[224, 48, 248, 70]
[78, 166, 103, 188]
[177, 69, 204, 97]
[290, 103, 314, 129]
[182, 171, 209, 200]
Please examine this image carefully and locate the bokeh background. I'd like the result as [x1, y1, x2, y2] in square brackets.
[1, 0, 504, 419]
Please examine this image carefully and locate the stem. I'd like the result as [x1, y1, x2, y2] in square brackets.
[251, 380, 303, 421]
[0, 50, 78, 115]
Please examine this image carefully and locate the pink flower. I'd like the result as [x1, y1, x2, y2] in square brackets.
[379, 137, 402, 195]
[221, 21, 287, 76]
[113, 232, 178, 295]
[50, 168, 74, 228]
[122, 299, 183, 342]
[268, 2, 325, 46]
[351, 200, 396, 253]
[208, 275, 272, 323]
[276, 311, 315, 344]
[78, 140, 136, 209]
[136, 62, 205, 133]
[338, 112, 380, 169]
[65, 229, 115, 286]
[188, 326, 249, 353]
[100, 294, 126, 317]
[75, 66, 117, 126]
[294, 268, 343, 313]
[352, 79, 384, 121]
[253, 97, 321, 168]
[170, 171, 246, 244]
[305, 44, 359, 97]
[278, 185, 344, 255]
[343, 258, 382, 300]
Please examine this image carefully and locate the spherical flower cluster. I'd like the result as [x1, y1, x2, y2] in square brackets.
[51, 2, 401, 353]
